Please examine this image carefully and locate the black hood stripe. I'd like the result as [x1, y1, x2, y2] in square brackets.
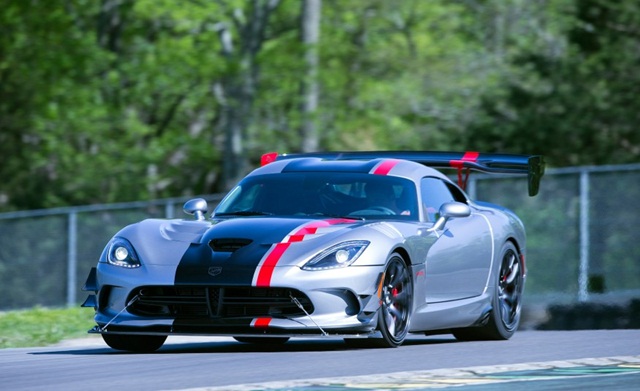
[174, 218, 356, 287]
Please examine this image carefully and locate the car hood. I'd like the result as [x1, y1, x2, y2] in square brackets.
[125, 217, 368, 286]
[203, 216, 361, 248]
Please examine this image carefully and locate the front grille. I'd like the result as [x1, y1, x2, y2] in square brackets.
[127, 286, 313, 319]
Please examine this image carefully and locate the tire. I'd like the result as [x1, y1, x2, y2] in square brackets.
[453, 242, 524, 341]
[233, 337, 289, 344]
[102, 334, 167, 353]
[369, 254, 413, 348]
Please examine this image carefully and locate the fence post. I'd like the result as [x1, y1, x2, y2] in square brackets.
[66, 210, 78, 306]
[165, 201, 175, 219]
[578, 169, 590, 302]
[467, 177, 477, 200]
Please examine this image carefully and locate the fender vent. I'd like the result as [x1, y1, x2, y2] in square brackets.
[209, 238, 253, 252]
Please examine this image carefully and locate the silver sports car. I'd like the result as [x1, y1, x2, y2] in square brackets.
[82, 151, 544, 352]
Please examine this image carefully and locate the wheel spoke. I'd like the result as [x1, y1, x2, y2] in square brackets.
[388, 267, 403, 287]
[388, 303, 403, 320]
[385, 310, 396, 335]
[504, 262, 519, 285]
[500, 299, 511, 322]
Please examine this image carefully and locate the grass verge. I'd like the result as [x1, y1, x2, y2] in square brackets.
[0, 306, 96, 348]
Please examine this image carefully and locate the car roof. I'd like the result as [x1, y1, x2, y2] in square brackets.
[249, 157, 450, 184]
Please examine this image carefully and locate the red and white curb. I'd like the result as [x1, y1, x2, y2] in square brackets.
[170, 356, 640, 391]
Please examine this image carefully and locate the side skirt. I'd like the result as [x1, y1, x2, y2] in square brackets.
[409, 293, 492, 332]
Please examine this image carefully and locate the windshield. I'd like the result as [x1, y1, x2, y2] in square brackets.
[214, 172, 418, 220]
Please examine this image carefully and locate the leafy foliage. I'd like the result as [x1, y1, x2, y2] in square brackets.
[0, 306, 95, 348]
[458, 0, 640, 165]
[1, 0, 639, 212]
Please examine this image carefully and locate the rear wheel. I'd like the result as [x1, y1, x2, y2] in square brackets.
[102, 334, 167, 352]
[453, 242, 523, 341]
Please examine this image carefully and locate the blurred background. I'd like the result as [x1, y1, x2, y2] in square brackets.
[0, 0, 638, 327]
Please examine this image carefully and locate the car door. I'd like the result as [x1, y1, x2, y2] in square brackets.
[420, 177, 493, 303]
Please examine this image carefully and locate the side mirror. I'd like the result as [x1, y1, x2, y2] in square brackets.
[429, 202, 471, 232]
[183, 198, 208, 221]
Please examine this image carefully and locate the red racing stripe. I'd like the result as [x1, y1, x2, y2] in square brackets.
[255, 242, 291, 287]
[450, 151, 480, 168]
[373, 159, 399, 175]
[253, 219, 354, 287]
[252, 317, 272, 328]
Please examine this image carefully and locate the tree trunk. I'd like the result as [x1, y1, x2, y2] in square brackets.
[216, 0, 281, 190]
[97, 0, 126, 53]
[300, 0, 321, 152]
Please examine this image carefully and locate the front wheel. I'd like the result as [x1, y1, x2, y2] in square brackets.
[453, 242, 524, 341]
[374, 254, 413, 348]
[102, 334, 167, 353]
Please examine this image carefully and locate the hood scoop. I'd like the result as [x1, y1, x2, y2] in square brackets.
[209, 238, 253, 253]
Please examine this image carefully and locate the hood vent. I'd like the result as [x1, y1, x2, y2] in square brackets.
[209, 238, 253, 253]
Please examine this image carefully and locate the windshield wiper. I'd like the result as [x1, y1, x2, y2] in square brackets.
[216, 210, 274, 216]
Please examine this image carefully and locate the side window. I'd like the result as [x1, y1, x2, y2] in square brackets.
[420, 177, 455, 222]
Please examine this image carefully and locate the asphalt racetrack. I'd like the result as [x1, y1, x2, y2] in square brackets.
[1, 330, 639, 390]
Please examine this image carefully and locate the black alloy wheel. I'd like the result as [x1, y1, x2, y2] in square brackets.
[377, 254, 413, 347]
[453, 241, 523, 341]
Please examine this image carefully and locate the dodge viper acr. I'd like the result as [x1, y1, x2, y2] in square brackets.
[82, 151, 544, 352]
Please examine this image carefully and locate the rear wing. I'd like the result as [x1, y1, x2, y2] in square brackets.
[261, 151, 545, 196]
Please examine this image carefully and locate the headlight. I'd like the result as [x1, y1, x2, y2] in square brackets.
[302, 241, 369, 271]
[106, 237, 141, 268]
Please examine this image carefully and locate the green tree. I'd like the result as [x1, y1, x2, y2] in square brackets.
[457, 0, 640, 166]
[298, 0, 494, 152]
[2, 0, 639, 213]
[0, 1, 114, 210]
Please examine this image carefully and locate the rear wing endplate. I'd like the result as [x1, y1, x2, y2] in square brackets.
[261, 151, 545, 196]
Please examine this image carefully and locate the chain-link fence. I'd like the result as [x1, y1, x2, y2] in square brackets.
[469, 164, 640, 305]
[0, 195, 223, 311]
[0, 164, 639, 311]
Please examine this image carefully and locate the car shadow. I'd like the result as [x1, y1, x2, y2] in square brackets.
[31, 335, 459, 356]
